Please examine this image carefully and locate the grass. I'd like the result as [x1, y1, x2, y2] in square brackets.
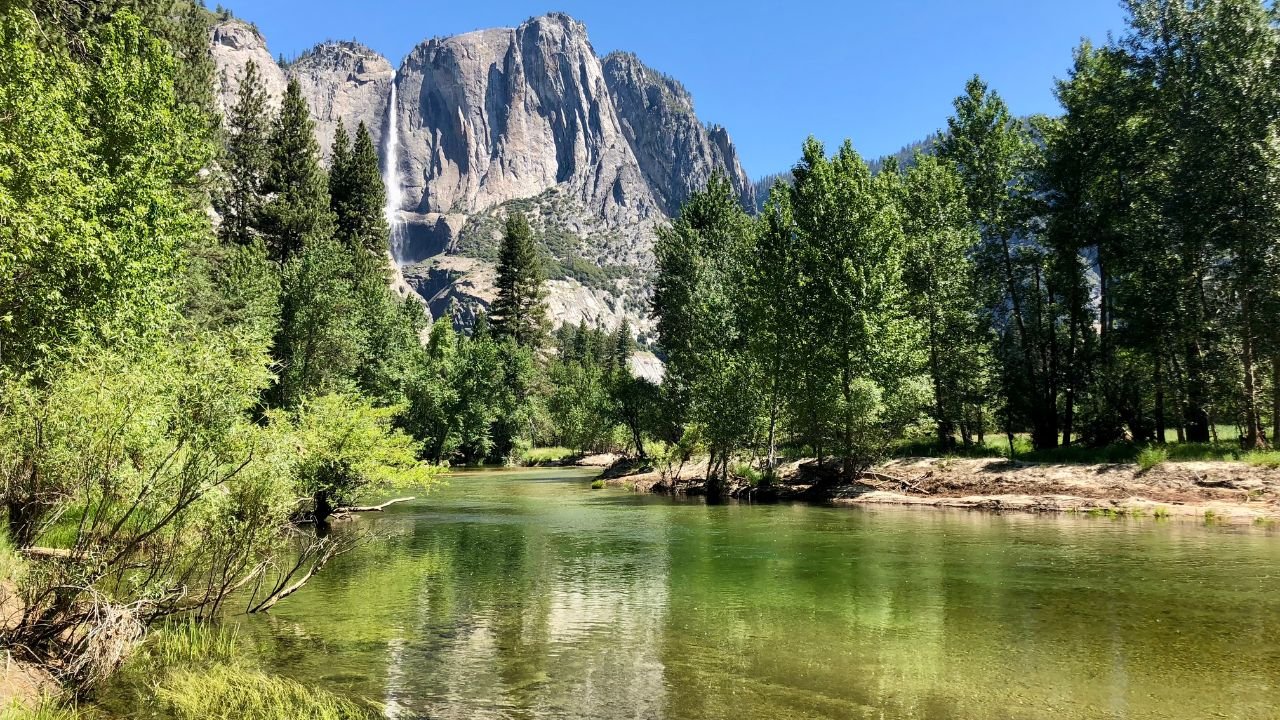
[730, 462, 763, 487]
[151, 665, 373, 720]
[37, 621, 380, 720]
[141, 620, 239, 669]
[1244, 451, 1280, 469]
[0, 700, 87, 720]
[897, 426, 1280, 468]
[0, 529, 25, 585]
[590, 479, 605, 489]
[521, 447, 576, 465]
[1137, 446, 1169, 472]
[1153, 506, 1172, 520]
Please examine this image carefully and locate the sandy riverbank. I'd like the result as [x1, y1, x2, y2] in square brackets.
[597, 456, 1280, 523]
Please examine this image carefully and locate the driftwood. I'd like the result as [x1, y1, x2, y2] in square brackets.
[857, 471, 934, 495]
[332, 497, 416, 514]
[20, 547, 73, 560]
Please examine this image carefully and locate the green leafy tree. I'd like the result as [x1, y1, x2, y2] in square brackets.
[653, 175, 759, 492]
[900, 154, 990, 448]
[746, 182, 802, 474]
[0, 10, 211, 375]
[790, 139, 921, 477]
[273, 238, 363, 407]
[279, 392, 442, 523]
[939, 77, 1065, 450]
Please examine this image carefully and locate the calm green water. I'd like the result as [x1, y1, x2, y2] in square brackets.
[239, 468, 1280, 720]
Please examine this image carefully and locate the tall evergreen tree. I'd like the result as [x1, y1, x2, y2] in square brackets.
[337, 122, 391, 260]
[262, 77, 333, 264]
[489, 212, 548, 349]
[218, 59, 271, 245]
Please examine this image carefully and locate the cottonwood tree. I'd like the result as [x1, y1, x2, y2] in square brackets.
[653, 175, 759, 493]
[899, 154, 990, 449]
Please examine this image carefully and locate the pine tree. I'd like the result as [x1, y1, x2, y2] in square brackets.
[348, 122, 391, 258]
[489, 212, 548, 349]
[218, 59, 271, 245]
[609, 319, 633, 373]
[262, 78, 334, 264]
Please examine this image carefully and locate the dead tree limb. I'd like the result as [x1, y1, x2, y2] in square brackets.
[331, 497, 416, 514]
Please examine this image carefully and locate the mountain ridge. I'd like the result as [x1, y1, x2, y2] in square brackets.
[209, 13, 753, 336]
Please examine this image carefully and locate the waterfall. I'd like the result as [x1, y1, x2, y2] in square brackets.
[383, 80, 405, 264]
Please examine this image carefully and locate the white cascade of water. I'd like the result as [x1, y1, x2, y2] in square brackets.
[383, 80, 405, 264]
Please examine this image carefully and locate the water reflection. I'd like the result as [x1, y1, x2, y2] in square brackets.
[241, 468, 1280, 720]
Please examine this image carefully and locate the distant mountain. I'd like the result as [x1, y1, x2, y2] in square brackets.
[209, 14, 754, 335]
[751, 133, 943, 212]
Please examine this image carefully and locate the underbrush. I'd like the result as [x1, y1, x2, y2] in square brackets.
[1136, 446, 1168, 472]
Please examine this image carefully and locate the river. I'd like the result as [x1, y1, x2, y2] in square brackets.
[237, 467, 1280, 719]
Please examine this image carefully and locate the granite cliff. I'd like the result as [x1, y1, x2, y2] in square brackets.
[210, 13, 753, 341]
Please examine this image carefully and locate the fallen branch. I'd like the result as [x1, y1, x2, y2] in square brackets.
[332, 497, 416, 514]
[856, 471, 934, 495]
[20, 547, 73, 560]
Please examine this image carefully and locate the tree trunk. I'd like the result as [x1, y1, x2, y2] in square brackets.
[1154, 352, 1167, 445]
[1272, 354, 1280, 447]
[313, 491, 335, 525]
[1183, 339, 1212, 443]
[1241, 320, 1265, 450]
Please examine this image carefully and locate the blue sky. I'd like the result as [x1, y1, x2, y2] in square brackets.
[222, 0, 1129, 178]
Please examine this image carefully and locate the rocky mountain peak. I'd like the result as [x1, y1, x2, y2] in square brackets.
[210, 19, 286, 115]
[210, 13, 756, 337]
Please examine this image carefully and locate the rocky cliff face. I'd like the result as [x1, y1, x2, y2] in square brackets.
[210, 20, 286, 115]
[211, 21, 393, 163]
[209, 13, 753, 340]
[602, 52, 754, 215]
[395, 14, 666, 265]
[289, 42, 394, 163]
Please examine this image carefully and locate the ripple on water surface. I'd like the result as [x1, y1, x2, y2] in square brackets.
[239, 468, 1280, 720]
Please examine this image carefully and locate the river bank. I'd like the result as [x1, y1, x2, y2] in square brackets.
[599, 455, 1280, 523]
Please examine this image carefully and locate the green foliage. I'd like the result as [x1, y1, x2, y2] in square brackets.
[522, 447, 575, 465]
[0, 10, 210, 374]
[590, 479, 606, 490]
[261, 78, 334, 264]
[277, 392, 443, 519]
[154, 663, 374, 720]
[654, 175, 760, 490]
[218, 59, 272, 245]
[1136, 447, 1168, 472]
[273, 237, 365, 406]
[329, 121, 390, 259]
[1244, 452, 1280, 470]
[899, 154, 992, 449]
[490, 212, 549, 349]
